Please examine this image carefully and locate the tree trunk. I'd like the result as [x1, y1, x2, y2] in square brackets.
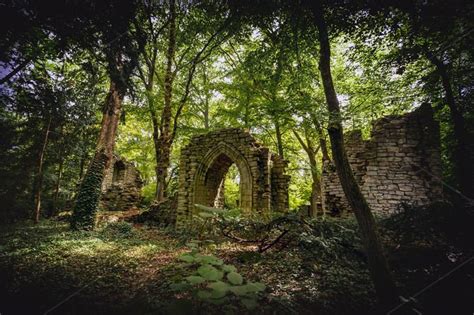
[203, 103, 210, 130]
[33, 115, 52, 223]
[311, 114, 330, 162]
[426, 51, 472, 198]
[293, 129, 320, 217]
[313, 4, 399, 310]
[71, 77, 125, 230]
[150, 103, 161, 199]
[275, 118, 285, 159]
[202, 66, 210, 130]
[155, 0, 176, 202]
[143, 71, 161, 199]
[244, 91, 250, 129]
[52, 154, 64, 214]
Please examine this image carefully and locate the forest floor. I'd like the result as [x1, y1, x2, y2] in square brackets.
[0, 203, 473, 315]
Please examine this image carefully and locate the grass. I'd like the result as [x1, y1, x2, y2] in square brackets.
[0, 220, 183, 314]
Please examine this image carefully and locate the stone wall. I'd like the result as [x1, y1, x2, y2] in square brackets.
[176, 128, 290, 228]
[100, 155, 143, 211]
[322, 104, 443, 215]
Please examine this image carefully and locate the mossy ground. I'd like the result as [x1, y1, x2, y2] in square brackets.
[0, 204, 472, 314]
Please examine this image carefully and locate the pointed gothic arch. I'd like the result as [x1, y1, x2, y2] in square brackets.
[193, 142, 253, 212]
[176, 128, 290, 228]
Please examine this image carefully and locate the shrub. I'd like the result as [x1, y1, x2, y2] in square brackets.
[170, 240, 266, 312]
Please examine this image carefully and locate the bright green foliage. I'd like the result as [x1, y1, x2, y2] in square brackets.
[70, 153, 107, 230]
[223, 164, 240, 208]
[172, 244, 266, 310]
[227, 271, 243, 285]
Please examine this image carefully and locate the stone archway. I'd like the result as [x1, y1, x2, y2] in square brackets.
[176, 128, 290, 228]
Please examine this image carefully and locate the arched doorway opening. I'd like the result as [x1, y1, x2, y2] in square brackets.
[193, 145, 253, 213]
[221, 164, 240, 209]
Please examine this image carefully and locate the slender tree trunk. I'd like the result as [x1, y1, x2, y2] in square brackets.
[312, 114, 330, 162]
[71, 75, 126, 230]
[275, 118, 284, 159]
[33, 115, 52, 223]
[202, 66, 210, 130]
[52, 154, 64, 214]
[293, 129, 320, 217]
[156, 0, 176, 202]
[309, 158, 321, 217]
[150, 104, 161, 199]
[426, 51, 472, 198]
[313, 4, 398, 309]
[143, 73, 161, 199]
[203, 102, 210, 130]
[244, 91, 250, 129]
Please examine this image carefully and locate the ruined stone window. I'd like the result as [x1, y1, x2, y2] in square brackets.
[112, 161, 126, 183]
[100, 156, 143, 212]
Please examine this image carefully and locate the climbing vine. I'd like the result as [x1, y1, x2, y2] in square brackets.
[70, 153, 108, 230]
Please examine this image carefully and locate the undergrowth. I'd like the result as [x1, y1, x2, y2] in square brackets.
[0, 201, 472, 314]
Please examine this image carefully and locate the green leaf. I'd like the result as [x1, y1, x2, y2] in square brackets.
[195, 254, 223, 266]
[241, 298, 258, 310]
[197, 290, 212, 299]
[210, 288, 227, 299]
[185, 275, 205, 285]
[197, 265, 223, 281]
[208, 281, 230, 292]
[222, 264, 237, 273]
[178, 254, 195, 263]
[198, 212, 214, 218]
[229, 285, 249, 296]
[227, 272, 243, 285]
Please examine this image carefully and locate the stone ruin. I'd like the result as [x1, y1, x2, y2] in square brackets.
[176, 128, 290, 228]
[100, 155, 143, 211]
[322, 104, 443, 215]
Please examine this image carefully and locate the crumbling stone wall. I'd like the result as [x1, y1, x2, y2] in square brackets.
[322, 104, 442, 215]
[100, 155, 143, 211]
[176, 128, 290, 228]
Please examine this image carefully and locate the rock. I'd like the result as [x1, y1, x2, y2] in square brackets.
[131, 197, 178, 227]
